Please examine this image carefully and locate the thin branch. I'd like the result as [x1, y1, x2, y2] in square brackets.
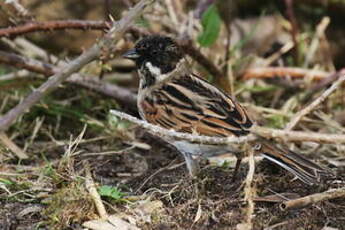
[0, 0, 31, 22]
[0, 50, 137, 106]
[0, 20, 111, 37]
[285, 0, 300, 64]
[303, 17, 330, 68]
[253, 126, 345, 144]
[110, 109, 345, 144]
[0, 0, 154, 131]
[84, 161, 108, 219]
[0, 70, 32, 81]
[0, 50, 58, 75]
[280, 187, 345, 210]
[310, 68, 345, 91]
[69, 75, 137, 106]
[242, 148, 255, 229]
[110, 109, 254, 145]
[0, 132, 28, 159]
[285, 74, 345, 130]
[177, 38, 224, 79]
[243, 67, 330, 80]
[4, 0, 29, 17]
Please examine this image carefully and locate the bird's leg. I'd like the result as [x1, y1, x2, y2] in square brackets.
[171, 140, 201, 177]
[182, 152, 200, 177]
[232, 151, 243, 182]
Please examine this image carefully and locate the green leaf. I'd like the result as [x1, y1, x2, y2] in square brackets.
[0, 178, 14, 185]
[197, 4, 221, 47]
[98, 185, 125, 201]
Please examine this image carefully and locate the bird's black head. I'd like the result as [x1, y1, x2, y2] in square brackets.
[123, 35, 184, 75]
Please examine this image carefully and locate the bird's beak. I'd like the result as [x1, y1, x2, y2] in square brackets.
[122, 48, 139, 60]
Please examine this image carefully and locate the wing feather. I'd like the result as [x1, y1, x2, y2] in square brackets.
[139, 74, 253, 137]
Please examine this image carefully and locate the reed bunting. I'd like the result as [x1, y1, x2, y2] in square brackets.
[123, 35, 331, 185]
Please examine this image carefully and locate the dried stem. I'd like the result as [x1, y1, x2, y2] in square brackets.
[0, 50, 137, 106]
[69, 75, 137, 106]
[280, 187, 345, 210]
[0, 0, 31, 21]
[110, 109, 345, 144]
[253, 126, 345, 144]
[0, 20, 111, 37]
[285, 73, 345, 130]
[0, 132, 28, 159]
[311, 68, 345, 91]
[303, 17, 330, 68]
[0, 0, 154, 131]
[110, 109, 254, 145]
[178, 38, 224, 79]
[0, 50, 57, 75]
[84, 161, 108, 219]
[285, 0, 300, 64]
[243, 67, 330, 80]
[0, 70, 32, 81]
[242, 148, 255, 229]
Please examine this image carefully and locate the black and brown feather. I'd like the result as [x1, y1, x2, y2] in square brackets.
[138, 73, 253, 137]
[124, 35, 333, 185]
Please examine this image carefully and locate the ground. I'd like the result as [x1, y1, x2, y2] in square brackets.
[1, 133, 344, 230]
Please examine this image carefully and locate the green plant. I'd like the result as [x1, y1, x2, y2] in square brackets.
[198, 4, 221, 47]
[98, 185, 126, 202]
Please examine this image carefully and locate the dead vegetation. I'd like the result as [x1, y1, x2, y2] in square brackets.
[1, 0, 345, 229]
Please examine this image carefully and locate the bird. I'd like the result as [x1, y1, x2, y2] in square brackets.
[123, 35, 332, 185]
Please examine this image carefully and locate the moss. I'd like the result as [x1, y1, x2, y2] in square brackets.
[42, 181, 97, 229]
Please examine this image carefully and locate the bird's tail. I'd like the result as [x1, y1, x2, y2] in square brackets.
[254, 140, 333, 185]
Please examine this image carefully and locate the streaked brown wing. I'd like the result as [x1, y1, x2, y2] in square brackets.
[140, 74, 253, 137]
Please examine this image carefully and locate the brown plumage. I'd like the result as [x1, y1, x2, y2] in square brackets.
[123, 35, 333, 184]
[139, 73, 252, 137]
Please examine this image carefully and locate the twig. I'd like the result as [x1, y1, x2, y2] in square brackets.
[0, 0, 154, 131]
[243, 67, 330, 80]
[0, 20, 111, 37]
[262, 41, 294, 67]
[280, 187, 345, 210]
[303, 17, 330, 68]
[110, 109, 345, 144]
[0, 50, 57, 75]
[243, 148, 256, 229]
[285, 0, 300, 64]
[0, 50, 137, 106]
[310, 68, 345, 91]
[69, 75, 137, 106]
[1, 37, 59, 63]
[84, 161, 108, 219]
[0, 70, 32, 81]
[253, 126, 345, 144]
[4, 0, 29, 17]
[110, 109, 254, 144]
[177, 38, 224, 79]
[285, 74, 345, 130]
[0, 0, 31, 21]
[165, 0, 179, 27]
[0, 132, 28, 159]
